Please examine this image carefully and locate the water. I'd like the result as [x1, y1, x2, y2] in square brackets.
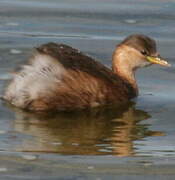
[0, 0, 175, 159]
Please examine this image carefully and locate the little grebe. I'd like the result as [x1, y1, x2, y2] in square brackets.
[3, 34, 170, 111]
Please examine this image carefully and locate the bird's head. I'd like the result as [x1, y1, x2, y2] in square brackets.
[113, 34, 170, 71]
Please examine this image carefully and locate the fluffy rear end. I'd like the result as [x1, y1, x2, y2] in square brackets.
[4, 52, 65, 109]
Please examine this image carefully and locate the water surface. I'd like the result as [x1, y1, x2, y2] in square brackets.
[0, 0, 175, 158]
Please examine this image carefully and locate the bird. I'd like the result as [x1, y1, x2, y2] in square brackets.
[3, 34, 170, 112]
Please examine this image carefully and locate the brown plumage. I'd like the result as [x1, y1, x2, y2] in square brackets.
[3, 34, 170, 111]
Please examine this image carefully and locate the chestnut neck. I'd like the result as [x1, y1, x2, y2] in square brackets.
[112, 45, 138, 96]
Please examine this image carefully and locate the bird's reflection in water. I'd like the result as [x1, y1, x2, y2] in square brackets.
[10, 102, 164, 156]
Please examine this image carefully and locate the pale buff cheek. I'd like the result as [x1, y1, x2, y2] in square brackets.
[128, 52, 151, 69]
[113, 46, 144, 70]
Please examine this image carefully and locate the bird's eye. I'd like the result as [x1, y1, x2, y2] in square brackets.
[141, 50, 147, 56]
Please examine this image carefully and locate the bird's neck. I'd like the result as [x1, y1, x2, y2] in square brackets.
[112, 48, 138, 96]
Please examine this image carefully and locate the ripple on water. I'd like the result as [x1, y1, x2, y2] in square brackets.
[0, 73, 12, 80]
[124, 19, 137, 24]
[5, 22, 19, 26]
[10, 49, 22, 54]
